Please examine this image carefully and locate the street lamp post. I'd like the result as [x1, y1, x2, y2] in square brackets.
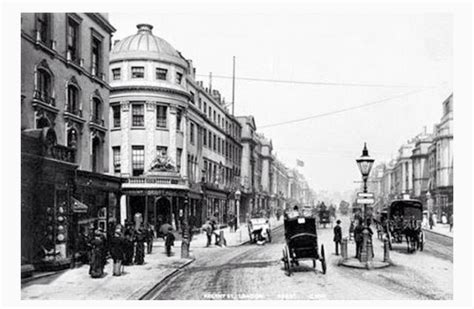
[356, 143, 375, 222]
[235, 190, 241, 229]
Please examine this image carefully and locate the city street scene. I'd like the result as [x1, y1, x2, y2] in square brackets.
[19, 6, 454, 301]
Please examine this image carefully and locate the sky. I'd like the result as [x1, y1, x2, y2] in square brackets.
[109, 4, 452, 195]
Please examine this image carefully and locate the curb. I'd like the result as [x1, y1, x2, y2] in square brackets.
[423, 228, 453, 239]
[137, 258, 195, 300]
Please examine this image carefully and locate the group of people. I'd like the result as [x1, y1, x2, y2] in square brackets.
[202, 215, 221, 247]
[77, 222, 158, 278]
[335, 218, 374, 260]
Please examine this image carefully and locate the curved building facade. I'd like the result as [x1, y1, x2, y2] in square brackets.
[109, 24, 242, 229]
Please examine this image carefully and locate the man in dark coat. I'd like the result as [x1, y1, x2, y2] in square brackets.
[333, 219, 342, 255]
[88, 229, 105, 278]
[354, 220, 364, 259]
[145, 223, 154, 254]
[122, 226, 134, 266]
[165, 227, 175, 256]
[109, 225, 125, 276]
[134, 227, 146, 265]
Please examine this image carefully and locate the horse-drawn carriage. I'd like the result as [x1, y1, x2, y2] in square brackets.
[385, 199, 425, 252]
[248, 216, 272, 244]
[281, 215, 326, 275]
[318, 209, 332, 228]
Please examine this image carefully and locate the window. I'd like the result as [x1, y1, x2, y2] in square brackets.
[131, 66, 144, 78]
[156, 68, 167, 80]
[176, 109, 182, 131]
[112, 146, 121, 173]
[190, 91, 195, 104]
[213, 110, 216, 122]
[67, 85, 80, 115]
[92, 98, 102, 125]
[213, 134, 217, 152]
[92, 137, 101, 173]
[208, 131, 212, 149]
[131, 146, 145, 176]
[190, 122, 195, 144]
[36, 13, 51, 44]
[198, 98, 202, 109]
[208, 106, 212, 118]
[176, 148, 182, 172]
[218, 114, 221, 127]
[112, 105, 120, 128]
[132, 104, 144, 127]
[217, 137, 221, 153]
[66, 17, 79, 62]
[36, 69, 52, 103]
[176, 72, 183, 84]
[156, 105, 167, 128]
[112, 68, 121, 80]
[203, 128, 207, 146]
[203, 102, 207, 114]
[91, 36, 101, 76]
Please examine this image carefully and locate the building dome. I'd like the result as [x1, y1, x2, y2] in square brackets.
[110, 23, 188, 67]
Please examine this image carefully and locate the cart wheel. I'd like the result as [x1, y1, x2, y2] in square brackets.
[320, 244, 327, 274]
[284, 247, 291, 275]
[419, 231, 424, 251]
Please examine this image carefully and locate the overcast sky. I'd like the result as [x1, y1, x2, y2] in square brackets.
[109, 4, 452, 194]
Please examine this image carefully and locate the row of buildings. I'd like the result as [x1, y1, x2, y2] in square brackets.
[367, 94, 453, 221]
[20, 14, 315, 268]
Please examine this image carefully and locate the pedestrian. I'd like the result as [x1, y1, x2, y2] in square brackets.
[202, 220, 213, 247]
[228, 214, 234, 232]
[134, 227, 146, 265]
[449, 213, 453, 232]
[333, 219, 342, 255]
[366, 219, 375, 258]
[122, 225, 134, 266]
[354, 220, 364, 259]
[233, 214, 238, 231]
[429, 213, 434, 230]
[145, 223, 154, 254]
[88, 228, 105, 278]
[109, 225, 125, 276]
[165, 227, 175, 256]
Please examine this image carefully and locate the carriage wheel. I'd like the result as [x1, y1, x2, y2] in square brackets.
[419, 231, 424, 251]
[282, 247, 290, 275]
[320, 244, 327, 274]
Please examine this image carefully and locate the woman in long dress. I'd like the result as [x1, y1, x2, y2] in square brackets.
[89, 230, 105, 278]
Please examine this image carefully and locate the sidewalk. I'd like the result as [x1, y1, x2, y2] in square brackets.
[21, 217, 284, 300]
[423, 223, 453, 238]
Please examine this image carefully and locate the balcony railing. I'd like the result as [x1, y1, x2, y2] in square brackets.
[47, 144, 76, 163]
[33, 90, 55, 106]
[125, 177, 186, 185]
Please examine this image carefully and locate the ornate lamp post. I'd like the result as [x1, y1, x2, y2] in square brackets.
[356, 143, 375, 221]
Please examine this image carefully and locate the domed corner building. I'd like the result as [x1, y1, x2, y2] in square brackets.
[109, 24, 244, 231]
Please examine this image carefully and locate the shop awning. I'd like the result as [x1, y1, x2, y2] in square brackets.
[72, 197, 89, 213]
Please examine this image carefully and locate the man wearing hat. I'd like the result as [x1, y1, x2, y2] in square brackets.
[333, 219, 342, 256]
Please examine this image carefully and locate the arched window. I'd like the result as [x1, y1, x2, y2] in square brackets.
[92, 97, 102, 125]
[36, 69, 52, 103]
[67, 84, 80, 115]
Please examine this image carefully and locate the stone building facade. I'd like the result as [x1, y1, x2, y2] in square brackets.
[21, 13, 120, 269]
[108, 24, 242, 230]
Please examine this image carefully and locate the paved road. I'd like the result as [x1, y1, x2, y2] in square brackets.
[423, 230, 453, 261]
[147, 219, 452, 300]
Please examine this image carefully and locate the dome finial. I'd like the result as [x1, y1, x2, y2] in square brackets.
[137, 23, 153, 33]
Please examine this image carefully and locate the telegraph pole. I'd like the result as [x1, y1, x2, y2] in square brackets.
[232, 56, 235, 115]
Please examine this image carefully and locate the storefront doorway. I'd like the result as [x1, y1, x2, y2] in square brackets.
[154, 197, 172, 232]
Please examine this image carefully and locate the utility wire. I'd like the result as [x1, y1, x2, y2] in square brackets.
[196, 74, 435, 89]
[259, 88, 428, 129]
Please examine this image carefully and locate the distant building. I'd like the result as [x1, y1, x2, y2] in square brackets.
[21, 13, 119, 268]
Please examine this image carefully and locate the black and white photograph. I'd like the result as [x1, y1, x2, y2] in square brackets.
[1, 0, 473, 306]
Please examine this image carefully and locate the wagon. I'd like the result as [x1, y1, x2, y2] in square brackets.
[318, 210, 332, 228]
[281, 215, 326, 275]
[248, 217, 272, 243]
[385, 199, 425, 252]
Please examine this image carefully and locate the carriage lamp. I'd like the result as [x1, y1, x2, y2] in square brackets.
[356, 142, 375, 193]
